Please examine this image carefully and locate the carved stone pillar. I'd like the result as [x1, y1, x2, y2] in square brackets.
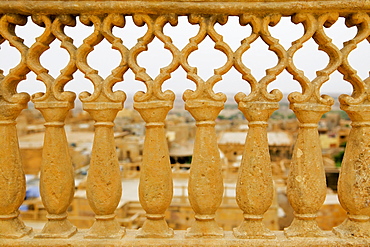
[76, 13, 128, 239]
[333, 106, 370, 238]
[333, 12, 370, 238]
[0, 100, 32, 238]
[33, 101, 77, 238]
[284, 103, 330, 237]
[233, 101, 278, 239]
[179, 14, 232, 238]
[185, 99, 224, 238]
[231, 13, 286, 238]
[283, 12, 340, 238]
[0, 14, 32, 238]
[127, 14, 179, 238]
[83, 102, 125, 239]
[27, 14, 78, 238]
[134, 100, 174, 238]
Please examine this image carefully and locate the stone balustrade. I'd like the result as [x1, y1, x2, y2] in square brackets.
[0, 1, 370, 246]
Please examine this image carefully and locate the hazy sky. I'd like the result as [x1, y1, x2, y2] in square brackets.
[1, 15, 368, 102]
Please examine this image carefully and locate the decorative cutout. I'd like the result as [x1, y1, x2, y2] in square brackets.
[233, 14, 284, 239]
[0, 14, 31, 239]
[234, 14, 285, 103]
[182, 14, 232, 103]
[286, 12, 341, 105]
[76, 13, 128, 239]
[285, 12, 342, 238]
[181, 14, 232, 238]
[27, 14, 78, 238]
[129, 14, 179, 238]
[334, 12, 370, 238]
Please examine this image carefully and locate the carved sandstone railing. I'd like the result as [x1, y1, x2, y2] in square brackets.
[0, 1, 370, 246]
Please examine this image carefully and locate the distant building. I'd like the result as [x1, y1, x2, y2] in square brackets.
[218, 131, 293, 164]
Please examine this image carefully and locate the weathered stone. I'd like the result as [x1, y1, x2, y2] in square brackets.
[0, 1, 370, 246]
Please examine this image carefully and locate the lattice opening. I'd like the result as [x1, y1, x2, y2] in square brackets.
[324, 17, 356, 50]
[213, 66, 251, 96]
[87, 38, 122, 79]
[348, 40, 370, 80]
[65, 18, 94, 48]
[16, 17, 44, 47]
[293, 38, 329, 81]
[64, 69, 94, 97]
[320, 70, 352, 96]
[136, 37, 173, 79]
[267, 69, 302, 95]
[214, 16, 252, 52]
[0, 40, 20, 75]
[269, 16, 304, 50]
[39, 39, 70, 79]
[162, 67, 195, 95]
[163, 16, 198, 50]
[242, 37, 278, 81]
[188, 35, 228, 80]
[113, 69, 146, 98]
[17, 73, 46, 96]
[113, 16, 146, 49]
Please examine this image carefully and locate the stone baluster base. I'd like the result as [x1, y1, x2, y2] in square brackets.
[0, 211, 32, 238]
[35, 213, 77, 238]
[186, 214, 223, 238]
[285, 213, 324, 238]
[137, 214, 174, 238]
[85, 214, 125, 239]
[333, 215, 370, 238]
[234, 214, 275, 239]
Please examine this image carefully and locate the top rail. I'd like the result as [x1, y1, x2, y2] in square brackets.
[0, 0, 369, 15]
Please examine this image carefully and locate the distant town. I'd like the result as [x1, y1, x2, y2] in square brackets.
[18, 93, 349, 231]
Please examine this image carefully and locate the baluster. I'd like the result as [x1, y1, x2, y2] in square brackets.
[83, 102, 124, 238]
[284, 12, 341, 237]
[28, 15, 78, 238]
[185, 98, 224, 237]
[33, 103, 76, 238]
[134, 100, 174, 237]
[129, 14, 179, 238]
[334, 105, 370, 237]
[0, 14, 32, 238]
[285, 103, 330, 237]
[0, 104, 32, 238]
[233, 102, 278, 239]
[76, 14, 127, 239]
[333, 13, 370, 238]
[181, 14, 233, 237]
[233, 14, 285, 239]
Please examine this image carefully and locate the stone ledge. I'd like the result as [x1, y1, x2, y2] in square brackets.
[1, 230, 370, 246]
[0, 0, 346, 2]
[0, 1, 369, 15]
